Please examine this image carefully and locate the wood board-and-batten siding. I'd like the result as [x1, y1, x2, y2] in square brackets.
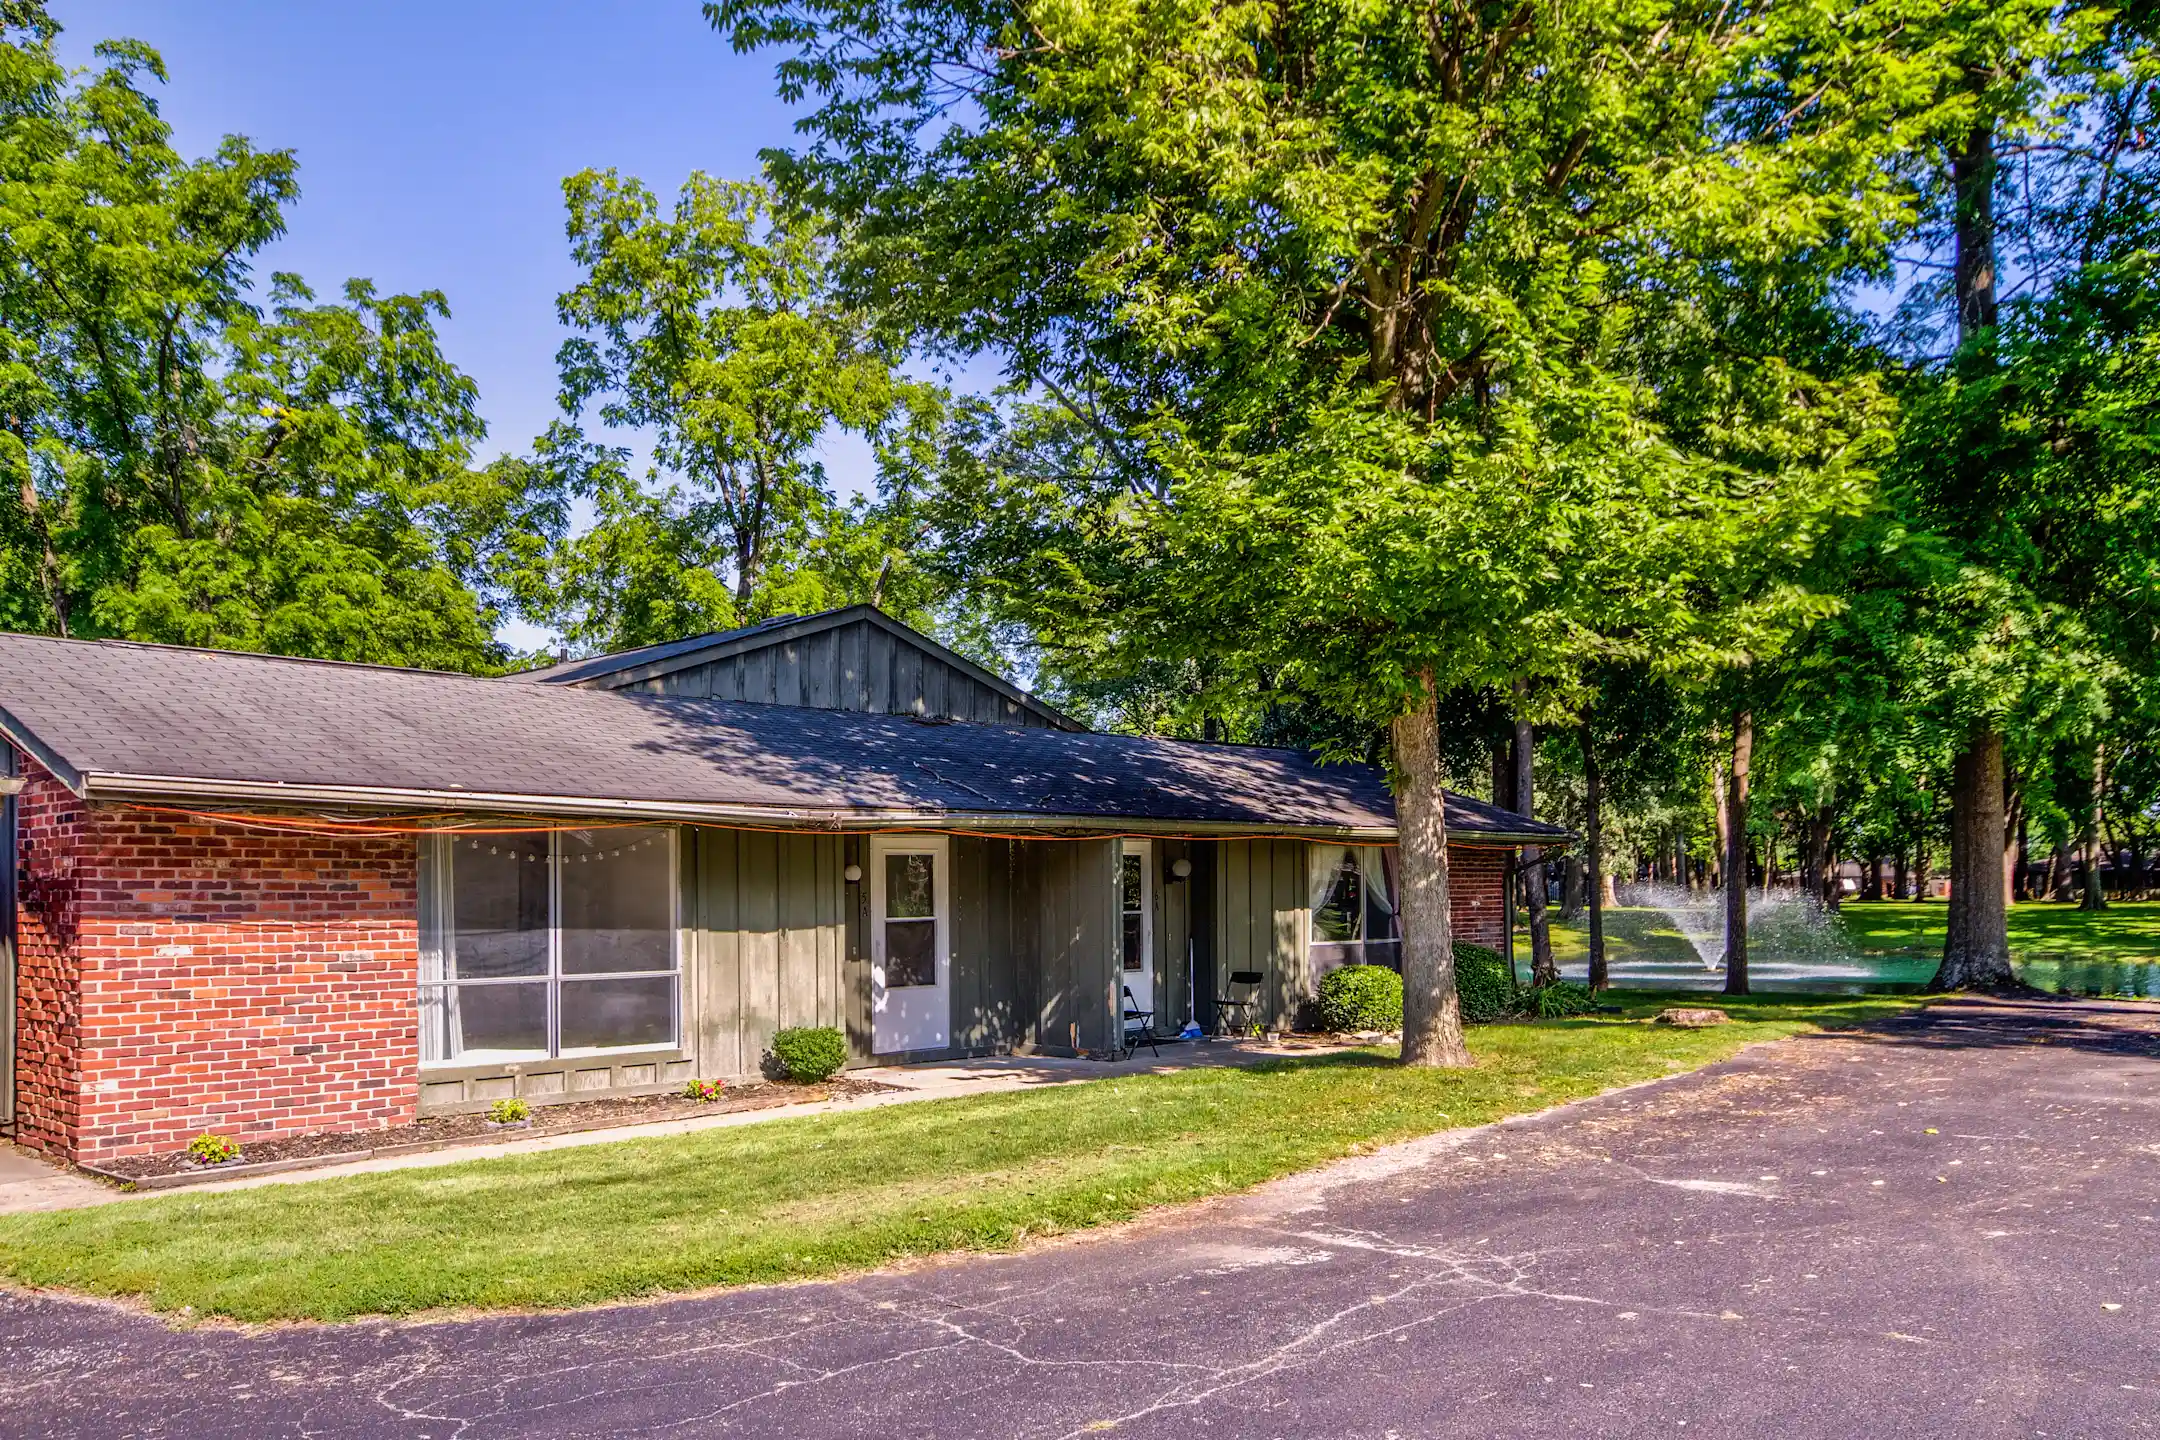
[416, 834, 1498, 1113]
[1212, 839, 1311, 1032]
[419, 829, 1165, 1113]
[611, 617, 1062, 729]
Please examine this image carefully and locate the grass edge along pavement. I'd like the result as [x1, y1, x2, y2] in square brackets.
[0, 993, 1919, 1324]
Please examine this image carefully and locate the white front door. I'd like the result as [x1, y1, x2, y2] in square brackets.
[1118, 840, 1154, 1018]
[871, 835, 950, 1054]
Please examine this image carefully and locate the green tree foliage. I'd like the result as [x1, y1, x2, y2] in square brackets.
[0, 9, 507, 668]
[715, 0, 1938, 1055]
[538, 169, 939, 650]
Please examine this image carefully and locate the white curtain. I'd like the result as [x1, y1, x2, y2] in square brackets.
[1358, 846, 1396, 936]
[1310, 844, 1350, 917]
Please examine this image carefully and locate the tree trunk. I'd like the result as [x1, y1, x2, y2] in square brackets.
[1935, 730, 2015, 987]
[1583, 716, 1607, 993]
[1515, 708, 1555, 986]
[1712, 752, 1730, 892]
[1801, 808, 1833, 911]
[1894, 847, 1910, 903]
[1952, 123, 2000, 349]
[2003, 776, 2023, 906]
[1394, 670, 1469, 1067]
[2082, 742, 2109, 912]
[16, 467, 70, 637]
[1936, 107, 2013, 979]
[1867, 855, 1884, 903]
[2051, 841, 2074, 902]
[1561, 855, 1585, 920]
[1724, 711, 1752, 996]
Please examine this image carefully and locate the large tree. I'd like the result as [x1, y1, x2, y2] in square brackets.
[1873, 1, 2159, 984]
[716, 0, 1926, 1062]
[0, 7, 510, 668]
[549, 170, 912, 633]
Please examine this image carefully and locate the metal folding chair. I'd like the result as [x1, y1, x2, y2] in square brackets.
[1122, 985, 1159, 1058]
[1214, 969, 1265, 1036]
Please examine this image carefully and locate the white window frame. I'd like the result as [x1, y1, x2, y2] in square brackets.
[421, 829, 681, 1068]
[1308, 844, 1401, 969]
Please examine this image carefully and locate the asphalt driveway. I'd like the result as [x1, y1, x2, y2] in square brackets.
[1, 996, 2154, 1439]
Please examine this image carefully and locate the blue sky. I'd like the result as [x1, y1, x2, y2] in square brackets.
[54, 0, 894, 497]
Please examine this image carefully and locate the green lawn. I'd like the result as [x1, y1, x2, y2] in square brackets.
[1540, 909, 1722, 969]
[1531, 899, 2160, 984]
[0, 993, 1915, 1323]
[1835, 899, 2160, 961]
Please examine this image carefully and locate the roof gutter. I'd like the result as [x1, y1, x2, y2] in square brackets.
[79, 771, 1419, 842]
[80, 770, 1568, 846]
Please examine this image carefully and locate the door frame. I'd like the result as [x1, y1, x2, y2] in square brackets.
[1117, 838, 1155, 1021]
[868, 833, 952, 1055]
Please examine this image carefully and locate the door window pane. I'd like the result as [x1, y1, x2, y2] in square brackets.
[886, 853, 935, 918]
[560, 976, 677, 1050]
[451, 834, 549, 977]
[885, 918, 937, 985]
[1121, 853, 1147, 971]
[560, 827, 674, 974]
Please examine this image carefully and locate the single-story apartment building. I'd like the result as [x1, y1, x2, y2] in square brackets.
[0, 605, 1563, 1163]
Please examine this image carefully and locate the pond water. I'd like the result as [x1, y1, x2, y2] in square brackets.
[1530, 890, 2160, 998]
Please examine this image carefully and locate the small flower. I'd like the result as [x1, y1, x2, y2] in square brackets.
[186, 1132, 239, 1165]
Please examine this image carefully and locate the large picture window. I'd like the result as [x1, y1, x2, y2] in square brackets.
[420, 827, 678, 1065]
[1309, 845, 1401, 971]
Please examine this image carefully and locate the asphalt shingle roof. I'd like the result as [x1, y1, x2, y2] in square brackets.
[0, 633, 1564, 840]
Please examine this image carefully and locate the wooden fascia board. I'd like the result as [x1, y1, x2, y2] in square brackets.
[0, 704, 85, 794]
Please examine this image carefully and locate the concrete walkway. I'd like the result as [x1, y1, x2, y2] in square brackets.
[0, 1035, 1357, 1213]
[1, 996, 2152, 1438]
[0, 1145, 103, 1214]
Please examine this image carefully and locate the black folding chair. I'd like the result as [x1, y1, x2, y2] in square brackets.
[1122, 985, 1159, 1058]
[1214, 969, 1264, 1036]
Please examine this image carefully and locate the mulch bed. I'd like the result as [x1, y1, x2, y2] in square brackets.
[94, 1076, 898, 1181]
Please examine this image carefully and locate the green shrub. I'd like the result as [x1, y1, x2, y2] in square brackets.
[769, 1026, 848, 1083]
[683, 1078, 727, 1103]
[1527, 981, 1598, 1018]
[1316, 964, 1404, 1032]
[485, 1098, 530, 1125]
[185, 1132, 239, 1166]
[1453, 942, 1518, 1022]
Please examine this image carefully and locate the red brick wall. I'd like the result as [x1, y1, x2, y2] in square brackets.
[11, 756, 88, 1155]
[10, 752, 420, 1162]
[1448, 844, 1511, 952]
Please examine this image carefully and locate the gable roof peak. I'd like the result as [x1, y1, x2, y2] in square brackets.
[503, 603, 1082, 731]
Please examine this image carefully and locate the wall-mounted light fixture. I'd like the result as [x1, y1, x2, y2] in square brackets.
[843, 863, 864, 884]
[0, 775, 24, 797]
[1169, 857, 1194, 881]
